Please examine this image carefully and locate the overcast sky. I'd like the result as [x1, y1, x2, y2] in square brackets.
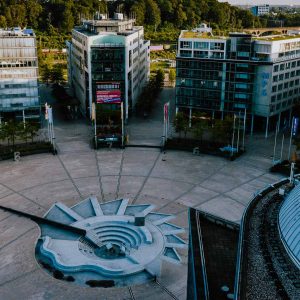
[219, 0, 299, 5]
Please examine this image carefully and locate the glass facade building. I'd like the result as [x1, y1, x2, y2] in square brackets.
[67, 16, 150, 121]
[176, 27, 300, 136]
[0, 28, 40, 123]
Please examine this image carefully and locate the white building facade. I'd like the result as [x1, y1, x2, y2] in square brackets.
[176, 28, 300, 136]
[67, 15, 150, 121]
[251, 4, 270, 16]
[0, 28, 40, 123]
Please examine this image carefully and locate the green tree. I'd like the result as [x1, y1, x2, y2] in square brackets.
[62, 0, 74, 33]
[173, 112, 189, 139]
[5, 4, 27, 27]
[155, 69, 165, 90]
[145, 0, 161, 29]
[0, 15, 7, 27]
[50, 64, 64, 84]
[26, 0, 43, 29]
[169, 68, 176, 85]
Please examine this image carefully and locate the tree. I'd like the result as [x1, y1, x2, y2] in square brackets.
[0, 15, 7, 27]
[144, 0, 161, 29]
[173, 112, 189, 139]
[169, 69, 176, 85]
[26, 123, 39, 143]
[155, 69, 164, 90]
[26, 0, 43, 29]
[50, 64, 64, 84]
[61, 0, 74, 33]
[41, 64, 52, 84]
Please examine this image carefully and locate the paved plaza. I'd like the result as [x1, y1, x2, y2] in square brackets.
[0, 91, 291, 299]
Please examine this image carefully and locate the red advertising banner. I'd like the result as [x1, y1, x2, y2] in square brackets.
[96, 90, 121, 104]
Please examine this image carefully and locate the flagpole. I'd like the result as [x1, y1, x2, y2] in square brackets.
[242, 109, 246, 150]
[273, 121, 279, 165]
[93, 103, 97, 149]
[121, 101, 124, 148]
[288, 116, 294, 161]
[231, 114, 236, 157]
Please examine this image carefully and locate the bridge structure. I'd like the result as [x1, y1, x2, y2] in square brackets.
[243, 27, 300, 37]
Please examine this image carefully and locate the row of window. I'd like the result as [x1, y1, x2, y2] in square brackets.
[91, 49, 124, 61]
[271, 88, 300, 102]
[177, 69, 221, 80]
[92, 62, 124, 73]
[273, 60, 300, 72]
[273, 70, 300, 82]
[0, 83, 37, 89]
[0, 60, 37, 68]
[0, 37, 35, 48]
[180, 50, 224, 59]
[0, 48, 36, 58]
[0, 93, 39, 99]
[0, 69, 38, 78]
[177, 60, 223, 70]
[270, 98, 298, 113]
[272, 79, 300, 93]
[176, 96, 220, 109]
[0, 98, 39, 108]
[180, 41, 225, 51]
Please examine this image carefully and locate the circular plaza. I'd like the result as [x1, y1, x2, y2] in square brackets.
[0, 121, 285, 299]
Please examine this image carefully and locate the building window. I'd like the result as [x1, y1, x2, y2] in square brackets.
[180, 41, 192, 49]
[272, 86, 277, 93]
[273, 75, 278, 82]
[236, 83, 248, 90]
[235, 93, 247, 99]
[273, 65, 279, 72]
[210, 42, 224, 50]
[280, 64, 285, 71]
[180, 50, 192, 57]
[194, 42, 209, 49]
[194, 51, 209, 58]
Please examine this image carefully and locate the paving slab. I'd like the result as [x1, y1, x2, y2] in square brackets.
[197, 195, 246, 223]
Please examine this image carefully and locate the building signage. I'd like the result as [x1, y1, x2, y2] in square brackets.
[261, 72, 270, 97]
[96, 82, 122, 104]
[292, 117, 299, 137]
[96, 90, 121, 104]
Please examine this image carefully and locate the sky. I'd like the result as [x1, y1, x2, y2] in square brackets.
[218, 0, 299, 5]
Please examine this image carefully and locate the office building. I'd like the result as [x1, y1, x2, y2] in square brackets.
[176, 25, 300, 136]
[0, 28, 40, 123]
[66, 14, 150, 122]
[251, 4, 270, 16]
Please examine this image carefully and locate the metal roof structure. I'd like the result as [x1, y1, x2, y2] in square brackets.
[279, 183, 300, 269]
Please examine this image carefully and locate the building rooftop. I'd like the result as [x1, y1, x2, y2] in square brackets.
[180, 29, 300, 42]
[279, 183, 300, 269]
[253, 34, 300, 41]
[180, 30, 226, 40]
[0, 27, 35, 37]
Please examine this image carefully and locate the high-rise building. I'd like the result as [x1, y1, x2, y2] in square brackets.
[251, 4, 270, 16]
[0, 28, 40, 123]
[66, 14, 150, 122]
[176, 25, 300, 136]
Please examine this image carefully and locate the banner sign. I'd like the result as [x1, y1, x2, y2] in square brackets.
[96, 90, 121, 104]
[96, 82, 121, 104]
[292, 117, 299, 137]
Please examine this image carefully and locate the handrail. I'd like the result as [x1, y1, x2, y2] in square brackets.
[233, 177, 290, 299]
